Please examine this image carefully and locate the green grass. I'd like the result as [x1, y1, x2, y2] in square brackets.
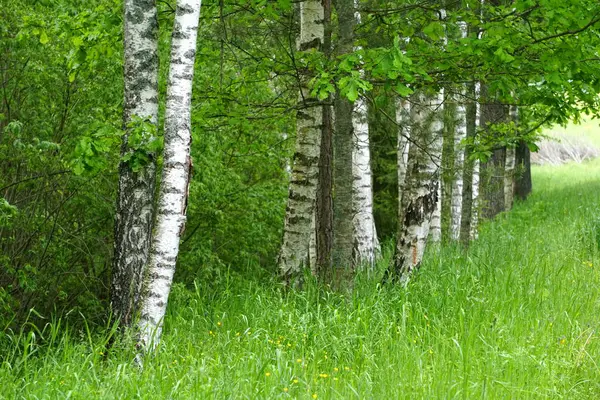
[2, 161, 600, 399]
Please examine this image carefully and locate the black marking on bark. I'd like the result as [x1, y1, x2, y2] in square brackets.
[293, 152, 319, 167]
[177, 3, 195, 15]
[287, 215, 312, 225]
[299, 38, 322, 51]
[183, 49, 196, 60]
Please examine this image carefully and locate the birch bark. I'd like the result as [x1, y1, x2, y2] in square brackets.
[278, 0, 324, 283]
[396, 97, 411, 195]
[351, 2, 378, 267]
[504, 104, 518, 210]
[428, 10, 446, 244]
[385, 91, 442, 283]
[352, 97, 378, 267]
[137, 0, 201, 349]
[111, 0, 159, 327]
[449, 21, 468, 241]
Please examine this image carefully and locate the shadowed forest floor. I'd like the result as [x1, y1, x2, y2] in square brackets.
[2, 160, 600, 399]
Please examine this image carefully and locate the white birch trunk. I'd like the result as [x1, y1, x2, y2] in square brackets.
[111, 0, 159, 327]
[352, 96, 377, 267]
[428, 88, 444, 244]
[396, 97, 411, 198]
[504, 105, 517, 210]
[449, 21, 468, 241]
[428, 10, 446, 244]
[386, 91, 442, 283]
[351, 0, 378, 267]
[278, 0, 324, 282]
[450, 100, 466, 241]
[469, 81, 481, 240]
[137, 0, 201, 350]
[471, 159, 480, 240]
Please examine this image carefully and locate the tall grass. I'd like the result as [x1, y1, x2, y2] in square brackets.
[2, 160, 600, 399]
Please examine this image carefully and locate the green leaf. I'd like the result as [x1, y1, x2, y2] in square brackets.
[494, 47, 515, 63]
[394, 83, 413, 97]
[39, 31, 49, 45]
[423, 22, 445, 41]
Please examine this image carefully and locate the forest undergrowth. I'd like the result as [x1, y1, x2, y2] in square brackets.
[2, 161, 600, 399]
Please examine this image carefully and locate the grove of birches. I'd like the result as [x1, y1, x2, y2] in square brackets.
[3, 0, 600, 397]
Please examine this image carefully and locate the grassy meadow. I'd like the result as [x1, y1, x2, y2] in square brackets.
[2, 160, 600, 399]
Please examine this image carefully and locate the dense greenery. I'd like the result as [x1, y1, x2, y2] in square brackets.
[2, 0, 600, 395]
[2, 161, 600, 398]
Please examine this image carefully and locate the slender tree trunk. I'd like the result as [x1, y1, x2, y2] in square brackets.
[278, 0, 324, 283]
[351, 2, 379, 265]
[396, 97, 411, 196]
[504, 148, 515, 210]
[111, 0, 159, 328]
[384, 91, 442, 283]
[331, 0, 356, 285]
[315, 103, 333, 274]
[314, 0, 333, 276]
[514, 139, 532, 200]
[449, 21, 468, 241]
[459, 80, 476, 246]
[352, 96, 378, 267]
[479, 84, 507, 219]
[450, 99, 466, 241]
[137, 0, 201, 350]
[504, 104, 518, 210]
[428, 10, 446, 244]
[471, 159, 480, 240]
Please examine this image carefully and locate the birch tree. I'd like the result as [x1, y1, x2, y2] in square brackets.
[428, 10, 446, 244]
[449, 22, 468, 241]
[111, 0, 159, 328]
[504, 104, 518, 210]
[384, 90, 442, 283]
[352, 4, 378, 268]
[137, 0, 201, 349]
[278, 0, 324, 283]
[396, 97, 411, 195]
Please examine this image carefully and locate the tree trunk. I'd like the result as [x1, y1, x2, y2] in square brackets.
[384, 91, 442, 283]
[331, 0, 356, 285]
[396, 97, 411, 196]
[352, 96, 378, 267]
[351, 2, 378, 266]
[449, 21, 468, 241]
[504, 104, 518, 210]
[459, 80, 476, 247]
[504, 147, 516, 210]
[111, 0, 159, 328]
[514, 139, 532, 200]
[314, 0, 333, 276]
[471, 159, 480, 240]
[315, 103, 333, 274]
[479, 84, 507, 219]
[137, 0, 201, 350]
[278, 0, 324, 283]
